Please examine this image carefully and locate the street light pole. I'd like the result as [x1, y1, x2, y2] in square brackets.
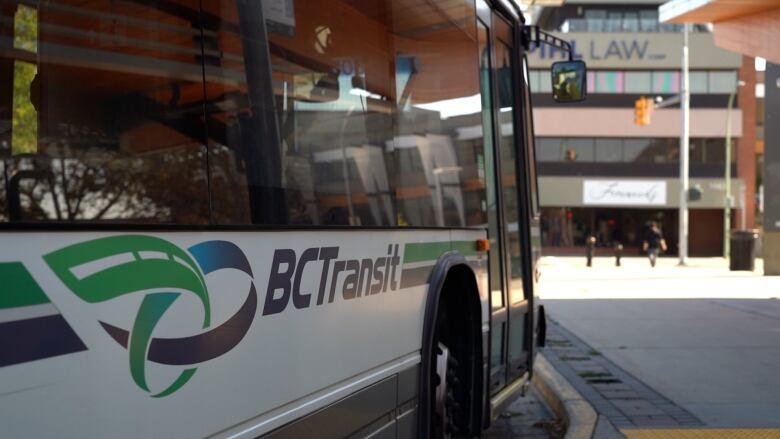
[679, 24, 690, 266]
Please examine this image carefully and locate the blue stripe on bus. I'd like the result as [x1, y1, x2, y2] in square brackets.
[0, 314, 87, 367]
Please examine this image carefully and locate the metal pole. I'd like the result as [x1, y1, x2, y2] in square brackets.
[724, 90, 735, 258]
[679, 24, 690, 266]
[740, 184, 746, 230]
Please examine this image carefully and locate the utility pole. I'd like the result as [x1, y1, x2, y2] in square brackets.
[678, 24, 690, 266]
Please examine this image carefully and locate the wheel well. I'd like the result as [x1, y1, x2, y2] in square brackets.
[437, 265, 484, 436]
[419, 258, 484, 438]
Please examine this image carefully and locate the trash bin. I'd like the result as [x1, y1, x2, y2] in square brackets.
[730, 230, 759, 271]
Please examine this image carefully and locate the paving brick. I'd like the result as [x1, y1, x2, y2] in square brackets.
[600, 389, 642, 400]
[611, 400, 667, 417]
[608, 417, 632, 427]
[591, 382, 633, 392]
[632, 419, 680, 427]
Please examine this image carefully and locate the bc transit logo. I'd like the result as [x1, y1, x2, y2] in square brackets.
[43, 236, 256, 397]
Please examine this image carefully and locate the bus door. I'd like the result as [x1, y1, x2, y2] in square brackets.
[477, 4, 530, 395]
[519, 53, 545, 360]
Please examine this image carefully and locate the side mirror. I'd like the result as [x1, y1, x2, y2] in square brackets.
[551, 60, 587, 103]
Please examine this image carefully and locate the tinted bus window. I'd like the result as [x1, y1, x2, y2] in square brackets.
[0, 1, 209, 224]
[1, 0, 489, 228]
[205, 0, 488, 227]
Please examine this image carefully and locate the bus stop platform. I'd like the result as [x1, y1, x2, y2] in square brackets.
[537, 256, 780, 439]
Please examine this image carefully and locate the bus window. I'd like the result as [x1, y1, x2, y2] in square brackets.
[204, 0, 487, 228]
[0, 1, 210, 224]
[493, 15, 525, 304]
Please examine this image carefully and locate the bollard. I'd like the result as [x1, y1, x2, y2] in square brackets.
[615, 243, 623, 267]
[586, 236, 596, 267]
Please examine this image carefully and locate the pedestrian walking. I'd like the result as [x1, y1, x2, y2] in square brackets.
[642, 222, 667, 267]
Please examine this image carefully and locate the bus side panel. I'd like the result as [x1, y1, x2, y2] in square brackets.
[0, 229, 486, 438]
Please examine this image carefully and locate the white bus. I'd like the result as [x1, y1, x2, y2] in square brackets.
[0, 0, 584, 437]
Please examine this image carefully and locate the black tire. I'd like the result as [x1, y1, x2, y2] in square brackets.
[431, 308, 469, 438]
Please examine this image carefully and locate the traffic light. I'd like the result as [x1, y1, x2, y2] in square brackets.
[634, 97, 653, 126]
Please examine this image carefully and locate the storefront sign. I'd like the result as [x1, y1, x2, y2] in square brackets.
[583, 180, 667, 206]
[526, 32, 740, 69]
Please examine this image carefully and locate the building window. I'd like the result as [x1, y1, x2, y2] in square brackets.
[595, 138, 622, 162]
[537, 137, 733, 166]
[652, 71, 680, 94]
[592, 71, 624, 93]
[709, 71, 737, 93]
[538, 70, 552, 93]
[562, 138, 595, 162]
[639, 10, 659, 32]
[624, 72, 652, 93]
[585, 10, 607, 32]
[621, 11, 639, 32]
[533, 69, 736, 95]
[559, 9, 705, 33]
[690, 71, 709, 94]
[536, 138, 562, 162]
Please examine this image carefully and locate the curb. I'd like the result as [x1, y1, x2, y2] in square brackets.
[533, 352, 598, 439]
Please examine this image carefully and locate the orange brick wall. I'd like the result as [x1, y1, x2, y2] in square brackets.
[738, 55, 757, 229]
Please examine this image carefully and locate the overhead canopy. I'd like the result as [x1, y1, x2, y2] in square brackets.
[660, 0, 780, 64]
[660, 0, 777, 23]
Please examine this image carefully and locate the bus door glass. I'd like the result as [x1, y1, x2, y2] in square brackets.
[521, 55, 544, 353]
[492, 12, 529, 381]
[477, 16, 507, 395]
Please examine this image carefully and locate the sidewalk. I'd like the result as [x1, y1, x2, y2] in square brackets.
[538, 256, 780, 432]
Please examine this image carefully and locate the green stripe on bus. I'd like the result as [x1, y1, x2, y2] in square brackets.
[451, 240, 478, 258]
[0, 262, 51, 309]
[403, 241, 478, 264]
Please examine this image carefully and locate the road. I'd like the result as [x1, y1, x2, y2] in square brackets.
[539, 256, 780, 428]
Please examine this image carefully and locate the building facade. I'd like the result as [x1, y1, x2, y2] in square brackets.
[530, 0, 753, 256]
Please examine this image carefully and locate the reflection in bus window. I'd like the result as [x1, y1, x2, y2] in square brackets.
[0, 1, 210, 224]
[1, 0, 490, 228]
[205, 0, 487, 227]
[493, 15, 525, 304]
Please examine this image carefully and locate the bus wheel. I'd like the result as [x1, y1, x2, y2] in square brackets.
[434, 341, 464, 438]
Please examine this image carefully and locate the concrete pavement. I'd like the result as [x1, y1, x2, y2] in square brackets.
[539, 256, 780, 429]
